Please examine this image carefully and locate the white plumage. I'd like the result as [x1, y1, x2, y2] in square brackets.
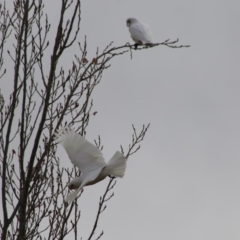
[126, 17, 152, 45]
[55, 127, 126, 203]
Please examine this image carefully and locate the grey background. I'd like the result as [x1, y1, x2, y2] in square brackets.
[4, 0, 240, 239]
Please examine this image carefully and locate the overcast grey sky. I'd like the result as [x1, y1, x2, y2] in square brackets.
[73, 1, 240, 239]
[4, 0, 240, 239]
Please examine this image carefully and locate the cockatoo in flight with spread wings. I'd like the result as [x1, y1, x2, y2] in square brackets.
[55, 127, 126, 203]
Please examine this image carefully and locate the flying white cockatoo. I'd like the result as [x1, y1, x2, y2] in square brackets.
[126, 18, 153, 47]
[55, 127, 126, 203]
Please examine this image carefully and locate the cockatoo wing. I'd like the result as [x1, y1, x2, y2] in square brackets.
[55, 127, 107, 173]
[130, 22, 152, 44]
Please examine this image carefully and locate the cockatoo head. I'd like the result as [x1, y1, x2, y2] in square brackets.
[126, 18, 139, 27]
[68, 177, 81, 190]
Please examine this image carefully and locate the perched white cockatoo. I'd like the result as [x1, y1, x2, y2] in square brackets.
[55, 127, 126, 203]
[126, 18, 152, 46]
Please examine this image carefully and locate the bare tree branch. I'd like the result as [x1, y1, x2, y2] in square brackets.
[0, 0, 189, 239]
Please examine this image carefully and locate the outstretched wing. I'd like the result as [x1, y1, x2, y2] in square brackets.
[55, 127, 107, 173]
[130, 22, 152, 44]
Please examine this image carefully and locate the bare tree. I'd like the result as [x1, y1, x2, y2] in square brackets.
[0, 0, 189, 239]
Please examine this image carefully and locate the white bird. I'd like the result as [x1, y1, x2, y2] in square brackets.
[126, 18, 152, 46]
[55, 127, 126, 203]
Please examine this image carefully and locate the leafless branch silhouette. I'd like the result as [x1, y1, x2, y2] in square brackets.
[0, 0, 189, 239]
